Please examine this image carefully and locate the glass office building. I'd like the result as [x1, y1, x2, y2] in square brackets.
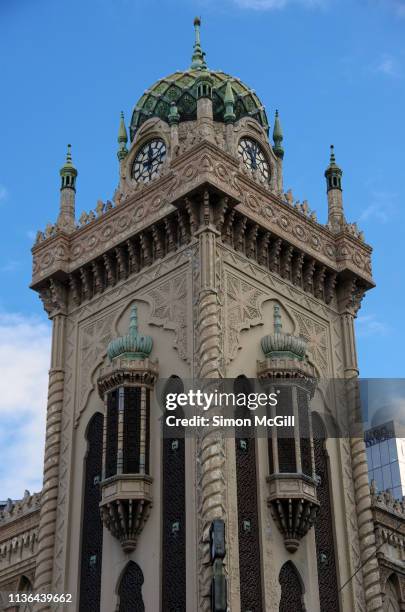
[365, 420, 405, 500]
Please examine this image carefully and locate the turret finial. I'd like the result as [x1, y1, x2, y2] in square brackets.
[274, 304, 283, 334]
[329, 144, 336, 165]
[273, 110, 284, 159]
[66, 143, 73, 165]
[117, 111, 128, 161]
[191, 16, 207, 70]
[129, 304, 138, 336]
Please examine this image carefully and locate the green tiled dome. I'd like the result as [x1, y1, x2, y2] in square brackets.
[129, 19, 269, 141]
[261, 305, 307, 361]
[107, 304, 152, 361]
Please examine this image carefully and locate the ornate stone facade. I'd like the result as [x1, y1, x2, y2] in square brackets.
[1, 17, 403, 612]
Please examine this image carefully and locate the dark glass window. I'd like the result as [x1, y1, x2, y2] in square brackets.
[123, 387, 141, 473]
[118, 561, 145, 611]
[106, 389, 118, 478]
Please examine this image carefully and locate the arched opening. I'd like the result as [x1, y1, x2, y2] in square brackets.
[384, 574, 401, 612]
[279, 561, 304, 611]
[117, 561, 145, 612]
[16, 576, 33, 611]
[312, 412, 340, 611]
[79, 412, 104, 612]
[162, 375, 186, 611]
[234, 375, 263, 611]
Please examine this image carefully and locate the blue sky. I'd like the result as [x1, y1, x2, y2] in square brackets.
[0, 0, 404, 496]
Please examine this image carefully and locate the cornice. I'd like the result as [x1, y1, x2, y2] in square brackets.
[31, 138, 374, 295]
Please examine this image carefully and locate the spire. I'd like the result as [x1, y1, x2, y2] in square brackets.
[117, 111, 128, 161]
[191, 17, 207, 70]
[224, 80, 236, 124]
[272, 110, 284, 159]
[325, 144, 342, 192]
[273, 304, 282, 334]
[129, 304, 138, 336]
[60, 144, 77, 191]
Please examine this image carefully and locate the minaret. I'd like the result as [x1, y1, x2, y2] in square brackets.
[57, 144, 77, 233]
[224, 80, 236, 152]
[325, 144, 345, 232]
[272, 110, 284, 159]
[117, 111, 128, 162]
[272, 110, 284, 193]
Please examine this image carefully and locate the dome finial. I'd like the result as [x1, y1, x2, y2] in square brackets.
[191, 16, 207, 70]
[274, 304, 282, 334]
[129, 304, 138, 336]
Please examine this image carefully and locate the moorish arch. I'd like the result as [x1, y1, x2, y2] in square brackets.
[233, 375, 263, 610]
[279, 561, 305, 611]
[117, 561, 145, 612]
[17, 575, 33, 612]
[383, 574, 402, 612]
[161, 375, 186, 610]
[312, 411, 340, 611]
[79, 412, 104, 611]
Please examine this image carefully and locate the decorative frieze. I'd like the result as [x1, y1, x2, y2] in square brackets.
[32, 142, 373, 294]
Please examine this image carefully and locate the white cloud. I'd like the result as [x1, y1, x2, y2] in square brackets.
[233, 0, 327, 9]
[0, 185, 8, 203]
[373, 54, 401, 78]
[0, 313, 51, 499]
[356, 314, 389, 337]
[360, 191, 397, 223]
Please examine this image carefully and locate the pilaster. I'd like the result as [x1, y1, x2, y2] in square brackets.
[338, 278, 384, 611]
[33, 282, 67, 610]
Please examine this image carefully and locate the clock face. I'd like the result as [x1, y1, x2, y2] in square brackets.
[238, 138, 270, 181]
[132, 139, 167, 183]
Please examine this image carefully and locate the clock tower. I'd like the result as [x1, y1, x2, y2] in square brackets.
[26, 17, 387, 612]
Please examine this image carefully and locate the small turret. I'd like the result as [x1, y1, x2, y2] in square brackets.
[60, 144, 77, 191]
[168, 102, 180, 126]
[107, 304, 153, 361]
[57, 144, 77, 233]
[272, 110, 284, 159]
[224, 80, 236, 124]
[117, 112, 128, 162]
[325, 145, 345, 232]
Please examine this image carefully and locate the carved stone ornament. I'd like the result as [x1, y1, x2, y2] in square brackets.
[38, 278, 67, 317]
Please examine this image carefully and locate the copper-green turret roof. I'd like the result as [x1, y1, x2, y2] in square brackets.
[107, 304, 153, 361]
[129, 18, 269, 140]
[261, 305, 307, 361]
